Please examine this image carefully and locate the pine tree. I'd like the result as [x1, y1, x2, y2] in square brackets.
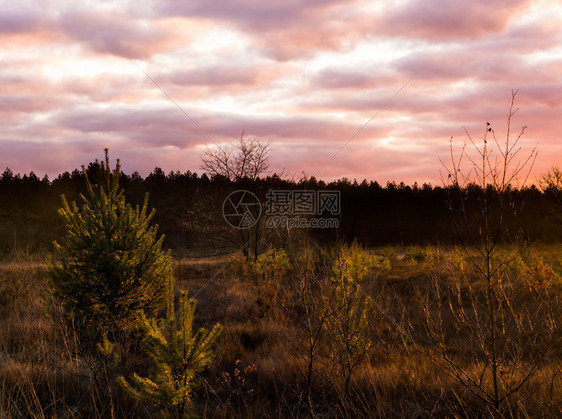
[48, 149, 171, 345]
[117, 281, 222, 418]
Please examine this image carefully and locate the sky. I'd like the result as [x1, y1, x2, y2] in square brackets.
[1, 0, 561, 184]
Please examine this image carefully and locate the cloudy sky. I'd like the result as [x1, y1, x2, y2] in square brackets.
[1, 0, 561, 184]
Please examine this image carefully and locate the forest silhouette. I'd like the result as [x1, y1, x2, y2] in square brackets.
[0, 163, 558, 254]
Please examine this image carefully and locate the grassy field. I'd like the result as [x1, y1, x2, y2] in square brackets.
[1, 244, 561, 418]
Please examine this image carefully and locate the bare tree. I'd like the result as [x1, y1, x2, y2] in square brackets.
[541, 167, 562, 192]
[201, 133, 270, 182]
[200, 134, 270, 260]
[425, 91, 560, 415]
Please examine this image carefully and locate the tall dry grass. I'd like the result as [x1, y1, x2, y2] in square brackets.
[0, 245, 560, 417]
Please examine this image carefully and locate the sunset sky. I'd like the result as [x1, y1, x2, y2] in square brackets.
[1, 0, 561, 184]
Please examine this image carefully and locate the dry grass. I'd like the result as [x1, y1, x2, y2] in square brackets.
[0, 246, 560, 418]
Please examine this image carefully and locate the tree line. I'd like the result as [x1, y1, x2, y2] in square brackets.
[1, 163, 559, 254]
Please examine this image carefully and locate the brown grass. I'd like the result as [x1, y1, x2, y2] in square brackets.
[0, 246, 560, 418]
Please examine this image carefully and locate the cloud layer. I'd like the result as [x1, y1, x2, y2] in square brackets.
[1, 0, 561, 184]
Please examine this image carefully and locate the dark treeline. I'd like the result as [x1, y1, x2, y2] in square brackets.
[1, 163, 561, 254]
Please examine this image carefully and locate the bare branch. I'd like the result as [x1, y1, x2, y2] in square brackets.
[201, 133, 270, 182]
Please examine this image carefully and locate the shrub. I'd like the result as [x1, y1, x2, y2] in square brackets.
[404, 245, 434, 264]
[331, 241, 390, 281]
[323, 242, 387, 405]
[230, 248, 291, 317]
[522, 254, 559, 291]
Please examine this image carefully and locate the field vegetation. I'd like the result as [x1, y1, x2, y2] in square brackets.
[0, 242, 560, 417]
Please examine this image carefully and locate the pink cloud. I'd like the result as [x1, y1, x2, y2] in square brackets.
[0, 11, 42, 34]
[57, 10, 172, 59]
[0, 7, 179, 60]
[310, 68, 398, 90]
[156, 0, 371, 60]
[52, 103, 392, 150]
[156, 0, 350, 31]
[167, 66, 260, 87]
[58, 74, 149, 104]
[0, 94, 61, 114]
[379, 0, 532, 40]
